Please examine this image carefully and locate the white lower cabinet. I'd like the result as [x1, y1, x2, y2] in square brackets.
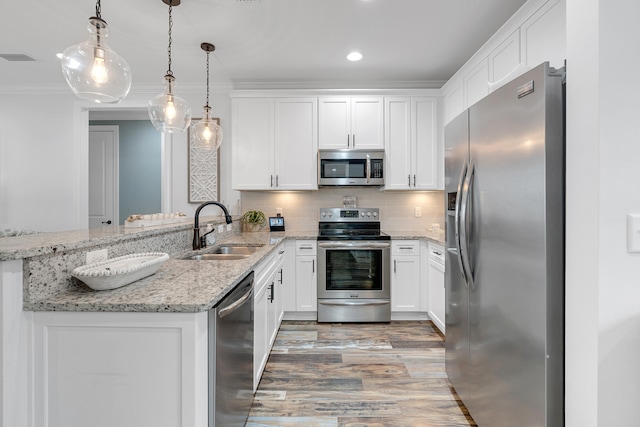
[391, 240, 421, 312]
[295, 240, 317, 313]
[253, 244, 286, 391]
[33, 311, 209, 427]
[427, 242, 446, 333]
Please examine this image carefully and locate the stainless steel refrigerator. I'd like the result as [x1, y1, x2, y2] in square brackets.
[444, 62, 565, 427]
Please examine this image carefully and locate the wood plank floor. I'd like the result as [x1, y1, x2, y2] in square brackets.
[247, 320, 477, 427]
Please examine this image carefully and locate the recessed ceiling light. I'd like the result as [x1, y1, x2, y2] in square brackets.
[347, 52, 363, 62]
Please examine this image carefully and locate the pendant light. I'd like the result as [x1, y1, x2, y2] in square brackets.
[148, 0, 191, 133]
[190, 43, 223, 150]
[60, 0, 132, 103]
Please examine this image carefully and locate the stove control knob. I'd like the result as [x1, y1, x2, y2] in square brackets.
[328, 212, 333, 217]
[366, 212, 372, 217]
[372, 212, 377, 217]
[360, 212, 365, 217]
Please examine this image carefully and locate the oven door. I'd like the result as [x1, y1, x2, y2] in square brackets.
[317, 241, 390, 299]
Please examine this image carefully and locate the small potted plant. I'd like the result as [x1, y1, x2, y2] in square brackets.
[240, 210, 267, 232]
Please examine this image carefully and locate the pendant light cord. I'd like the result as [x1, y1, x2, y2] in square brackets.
[205, 50, 210, 107]
[95, 0, 101, 19]
[166, 2, 174, 77]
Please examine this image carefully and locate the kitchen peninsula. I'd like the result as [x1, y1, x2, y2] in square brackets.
[0, 218, 306, 427]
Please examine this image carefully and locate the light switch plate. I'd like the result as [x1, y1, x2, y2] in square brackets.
[218, 224, 225, 233]
[86, 248, 108, 264]
[627, 214, 640, 253]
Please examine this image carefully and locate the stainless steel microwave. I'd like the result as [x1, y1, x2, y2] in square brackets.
[318, 150, 384, 186]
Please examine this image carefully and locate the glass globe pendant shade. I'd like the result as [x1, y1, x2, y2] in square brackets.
[60, 17, 132, 103]
[191, 106, 223, 150]
[148, 75, 191, 133]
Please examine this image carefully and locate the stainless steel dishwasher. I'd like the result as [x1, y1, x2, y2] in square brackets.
[208, 271, 254, 427]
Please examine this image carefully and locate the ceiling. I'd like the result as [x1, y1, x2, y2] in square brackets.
[0, 0, 529, 91]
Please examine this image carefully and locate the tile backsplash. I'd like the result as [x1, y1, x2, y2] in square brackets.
[240, 188, 444, 232]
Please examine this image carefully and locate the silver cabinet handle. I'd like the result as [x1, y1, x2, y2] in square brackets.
[270, 175, 274, 187]
[398, 246, 414, 250]
[269, 282, 275, 303]
[353, 134, 356, 148]
[347, 134, 350, 148]
[276, 174, 279, 187]
[312, 259, 315, 273]
[408, 174, 411, 187]
[394, 259, 397, 273]
[413, 175, 416, 187]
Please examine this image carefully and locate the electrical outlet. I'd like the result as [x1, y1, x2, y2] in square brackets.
[275, 207, 283, 216]
[414, 207, 422, 217]
[218, 224, 225, 233]
[86, 248, 108, 264]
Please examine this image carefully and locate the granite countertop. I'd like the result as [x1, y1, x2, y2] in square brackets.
[9, 225, 442, 314]
[26, 232, 294, 313]
[385, 230, 445, 244]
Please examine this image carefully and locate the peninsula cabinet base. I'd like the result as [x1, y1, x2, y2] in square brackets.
[33, 311, 208, 427]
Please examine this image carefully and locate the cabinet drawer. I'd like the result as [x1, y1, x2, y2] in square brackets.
[392, 240, 419, 255]
[296, 240, 317, 256]
[428, 243, 445, 264]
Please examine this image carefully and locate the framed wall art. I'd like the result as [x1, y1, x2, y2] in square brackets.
[188, 117, 220, 203]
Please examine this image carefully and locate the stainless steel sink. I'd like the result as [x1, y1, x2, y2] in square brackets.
[182, 244, 264, 261]
[213, 245, 263, 255]
[187, 253, 250, 261]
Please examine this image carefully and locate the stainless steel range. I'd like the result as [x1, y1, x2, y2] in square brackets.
[317, 208, 391, 323]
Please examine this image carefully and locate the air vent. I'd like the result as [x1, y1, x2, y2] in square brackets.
[0, 53, 36, 62]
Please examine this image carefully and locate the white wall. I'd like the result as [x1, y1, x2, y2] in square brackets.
[0, 89, 238, 232]
[0, 93, 78, 232]
[566, 0, 640, 425]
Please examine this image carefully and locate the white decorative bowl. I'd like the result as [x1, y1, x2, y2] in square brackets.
[72, 252, 170, 291]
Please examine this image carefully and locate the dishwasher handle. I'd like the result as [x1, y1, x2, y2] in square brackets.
[218, 272, 254, 319]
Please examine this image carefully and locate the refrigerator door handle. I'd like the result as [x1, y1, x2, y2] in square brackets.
[454, 161, 469, 287]
[459, 161, 475, 289]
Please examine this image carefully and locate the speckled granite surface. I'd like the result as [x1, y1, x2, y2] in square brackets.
[2, 220, 443, 314]
[18, 229, 317, 313]
[385, 230, 445, 244]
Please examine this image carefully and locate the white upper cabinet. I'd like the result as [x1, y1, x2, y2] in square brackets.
[274, 98, 318, 190]
[442, 0, 566, 125]
[464, 58, 490, 109]
[384, 96, 440, 190]
[232, 97, 318, 190]
[232, 98, 274, 190]
[319, 97, 384, 150]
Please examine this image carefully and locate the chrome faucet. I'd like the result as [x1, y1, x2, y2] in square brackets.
[193, 201, 233, 250]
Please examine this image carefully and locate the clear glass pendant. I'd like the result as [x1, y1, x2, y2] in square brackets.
[60, 17, 132, 104]
[191, 106, 223, 150]
[148, 75, 191, 133]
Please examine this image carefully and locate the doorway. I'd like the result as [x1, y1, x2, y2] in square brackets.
[89, 110, 162, 225]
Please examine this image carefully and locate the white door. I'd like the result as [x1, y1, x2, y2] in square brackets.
[89, 126, 118, 228]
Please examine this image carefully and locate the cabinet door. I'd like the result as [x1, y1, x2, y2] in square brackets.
[282, 240, 297, 313]
[232, 98, 274, 190]
[428, 259, 446, 334]
[464, 58, 490, 109]
[391, 256, 420, 311]
[318, 98, 350, 149]
[412, 97, 439, 190]
[384, 97, 412, 190]
[274, 98, 318, 190]
[253, 282, 269, 391]
[351, 97, 384, 149]
[295, 256, 317, 311]
[266, 269, 279, 348]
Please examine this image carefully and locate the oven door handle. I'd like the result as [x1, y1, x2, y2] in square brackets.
[318, 300, 390, 307]
[318, 241, 391, 249]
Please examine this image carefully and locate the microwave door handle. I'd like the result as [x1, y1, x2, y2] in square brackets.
[366, 154, 371, 183]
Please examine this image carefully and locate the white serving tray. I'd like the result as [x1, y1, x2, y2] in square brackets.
[72, 252, 169, 291]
